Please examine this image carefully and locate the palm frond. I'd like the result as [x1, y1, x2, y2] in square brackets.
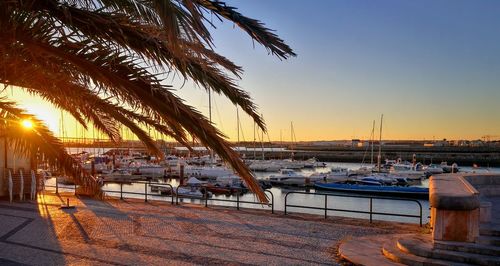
[0, 98, 102, 197]
[0, 0, 296, 203]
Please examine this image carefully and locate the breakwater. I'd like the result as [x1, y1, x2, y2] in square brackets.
[63, 139, 500, 167]
[240, 146, 500, 167]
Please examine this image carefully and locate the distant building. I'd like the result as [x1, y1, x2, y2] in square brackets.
[351, 139, 360, 148]
[470, 140, 485, 147]
[433, 140, 450, 147]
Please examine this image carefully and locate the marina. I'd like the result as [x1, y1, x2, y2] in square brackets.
[43, 147, 500, 226]
[48, 156, 487, 225]
[1, 1, 500, 265]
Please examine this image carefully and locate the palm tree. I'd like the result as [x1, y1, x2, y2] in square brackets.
[0, 0, 295, 202]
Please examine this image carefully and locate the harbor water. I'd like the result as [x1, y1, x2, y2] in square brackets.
[47, 162, 436, 224]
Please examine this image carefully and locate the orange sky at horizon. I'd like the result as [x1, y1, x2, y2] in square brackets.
[6, 89, 500, 142]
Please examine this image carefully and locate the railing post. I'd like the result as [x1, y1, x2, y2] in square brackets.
[284, 192, 288, 215]
[144, 183, 148, 202]
[324, 194, 328, 219]
[369, 198, 373, 223]
[236, 190, 240, 210]
[170, 185, 174, 205]
[175, 186, 179, 205]
[120, 183, 123, 200]
[205, 189, 208, 207]
[74, 183, 77, 195]
[418, 201, 423, 227]
[266, 190, 274, 214]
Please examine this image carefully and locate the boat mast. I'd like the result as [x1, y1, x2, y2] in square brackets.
[208, 89, 212, 123]
[261, 127, 265, 160]
[259, 114, 265, 160]
[377, 114, 384, 172]
[280, 129, 283, 160]
[290, 121, 295, 160]
[370, 120, 375, 165]
[253, 122, 256, 159]
[208, 89, 214, 163]
[236, 106, 240, 145]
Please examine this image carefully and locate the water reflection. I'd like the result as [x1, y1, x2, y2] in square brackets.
[47, 162, 431, 224]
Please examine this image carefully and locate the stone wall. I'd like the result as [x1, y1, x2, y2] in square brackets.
[463, 174, 500, 197]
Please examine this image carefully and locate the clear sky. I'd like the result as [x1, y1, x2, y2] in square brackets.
[12, 0, 500, 141]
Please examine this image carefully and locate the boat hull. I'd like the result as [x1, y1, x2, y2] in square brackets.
[314, 182, 429, 199]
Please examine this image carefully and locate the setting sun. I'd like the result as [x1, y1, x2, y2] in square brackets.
[21, 119, 33, 129]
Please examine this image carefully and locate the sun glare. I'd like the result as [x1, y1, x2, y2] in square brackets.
[21, 119, 33, 129]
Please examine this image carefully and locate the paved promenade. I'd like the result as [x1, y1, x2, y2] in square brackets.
[0, 192, 420, 265]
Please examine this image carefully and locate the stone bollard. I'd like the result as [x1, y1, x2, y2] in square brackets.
[430, 175, 480, 243]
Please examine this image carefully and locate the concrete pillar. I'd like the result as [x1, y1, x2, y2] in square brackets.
[431, 207, 479, 242]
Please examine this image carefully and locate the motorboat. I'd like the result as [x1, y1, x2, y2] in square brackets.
[423, 164, 444, 176]
[268, 169, 321, 186]
[314, 181, 429, 199]
[389, 163, 425, 182]
[176, 187, 212, 198]
[248, 160, 282, 172]
[163, 155, 182, 168]
[348, 166, 374, 176]
[280, 159, 305, 170]
[150, 184, 173, 194]
[184, 166, 233, 178]
[150, 183, 211, 198]
[186, 155, 222, 166]
[127, 164, 166, 176]
[100, 169, 138, 182]
[203, 183, 242, 195]
[309, 167, 349, 182]
[303, 158, 327, 168]
[440, 162, 459, 173]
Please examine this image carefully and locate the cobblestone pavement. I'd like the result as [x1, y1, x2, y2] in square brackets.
[0, 192, 421, 265]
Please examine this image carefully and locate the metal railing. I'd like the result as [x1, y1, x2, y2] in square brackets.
[284, 191, 423, 226]
[44, 177, 78, 195]
[43, 179, 423, 225]
[99, 181, 273, 212]
[174, 185, 274, 213]
[101, 181, 175, 205]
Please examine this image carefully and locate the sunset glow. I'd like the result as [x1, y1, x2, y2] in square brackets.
[21, 119, 33, 129]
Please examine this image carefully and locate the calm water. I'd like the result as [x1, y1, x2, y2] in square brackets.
[48, 160, 500, 225]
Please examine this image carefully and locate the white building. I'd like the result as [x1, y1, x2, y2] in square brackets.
[0, 141, 33, 197]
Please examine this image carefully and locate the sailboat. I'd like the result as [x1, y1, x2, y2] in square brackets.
[280, 122, 305, 169]
[348, 118, 380, 176]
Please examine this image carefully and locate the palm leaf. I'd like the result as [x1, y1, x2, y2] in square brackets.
[0, 0, 296, 203]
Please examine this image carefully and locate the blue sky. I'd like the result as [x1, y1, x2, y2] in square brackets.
[15, 0, 500, 141]
[173, 0, 500, 141]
